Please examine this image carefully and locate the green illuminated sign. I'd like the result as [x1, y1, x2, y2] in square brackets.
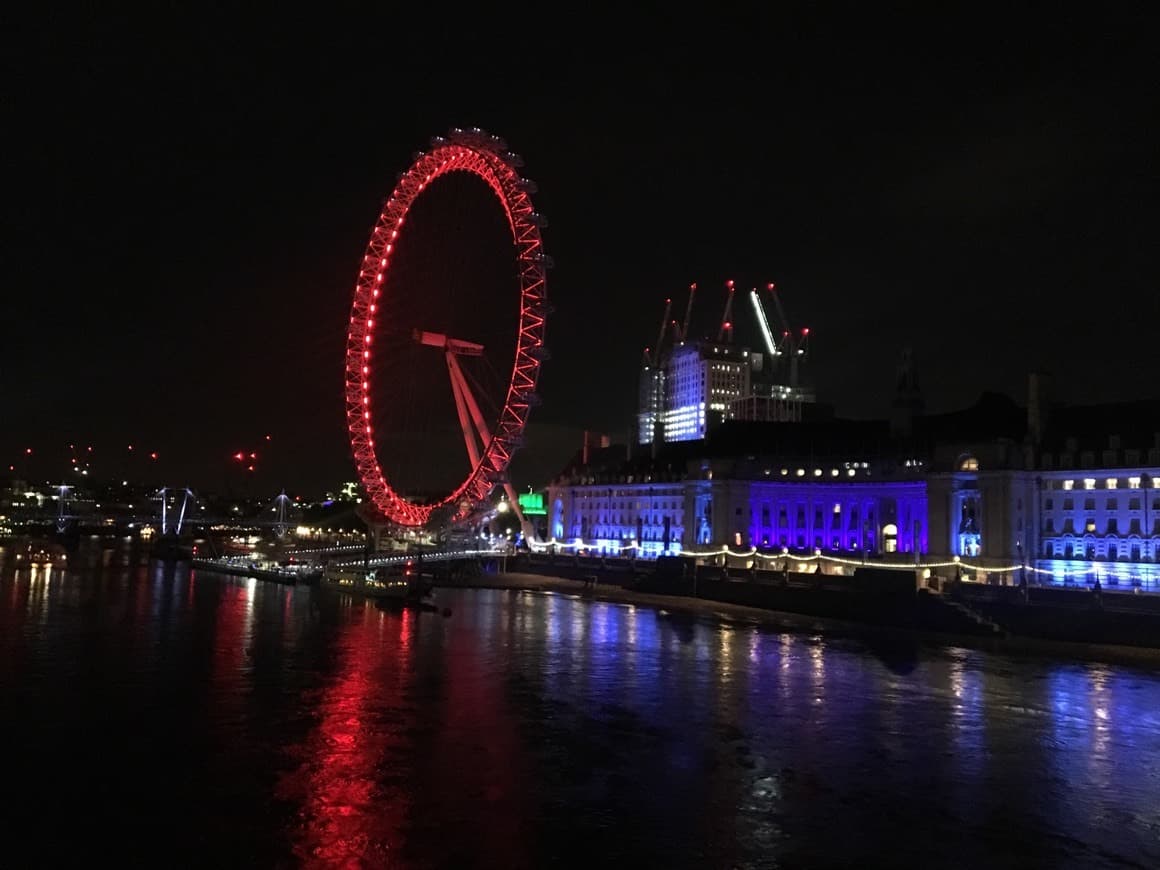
[518, 492, 546, 516]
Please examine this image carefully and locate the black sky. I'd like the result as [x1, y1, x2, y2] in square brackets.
[3, 7, 1156, 494]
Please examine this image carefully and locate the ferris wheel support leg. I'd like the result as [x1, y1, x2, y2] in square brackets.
[446, 352, 484, 470]
[446, 352, 535, 542]
[446, 351, 495, 450]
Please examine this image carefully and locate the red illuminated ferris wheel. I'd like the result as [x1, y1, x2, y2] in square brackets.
[344, 128, 549, 527]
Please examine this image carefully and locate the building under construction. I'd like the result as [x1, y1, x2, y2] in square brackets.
[638, 280, 817, 445]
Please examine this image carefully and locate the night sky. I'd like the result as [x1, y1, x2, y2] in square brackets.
[4, 8, 1156, 495]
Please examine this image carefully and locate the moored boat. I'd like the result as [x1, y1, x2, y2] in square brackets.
[190, 557, 320, 585]
[321, 563, 435, 606]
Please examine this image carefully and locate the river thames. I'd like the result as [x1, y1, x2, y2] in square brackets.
[2, 540, 1158, 868]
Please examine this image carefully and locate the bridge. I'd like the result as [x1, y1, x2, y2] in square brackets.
[47, 487, 307, 538]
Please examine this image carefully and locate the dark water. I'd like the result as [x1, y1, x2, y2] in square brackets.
[2, 541, 1159, 868]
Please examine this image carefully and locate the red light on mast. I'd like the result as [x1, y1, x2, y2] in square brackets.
[767, 282, 775, 291]
[802, 327, 810, 335]
[725, 279, 735, 289]
[150, 452, 158, 460]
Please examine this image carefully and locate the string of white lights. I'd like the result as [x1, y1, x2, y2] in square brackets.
[527, 537, 1056, 575]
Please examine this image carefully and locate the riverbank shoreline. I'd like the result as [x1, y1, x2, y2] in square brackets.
[434, 571, 1160, 670]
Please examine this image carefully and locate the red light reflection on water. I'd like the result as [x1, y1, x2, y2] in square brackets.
[277, 605, 413, 867]
[275, 598, 533, 868]
[200, 578, 255, 732]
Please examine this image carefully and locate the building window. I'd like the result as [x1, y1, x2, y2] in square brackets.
[1045, 498, 1054, 510]
[1063, 480, 1074, 491]
[959, 456, 979, 471]
[1128, 476, 1141, 489]
[1106, 478, 1118, 490]
[1084, 499, 1095, 511]
[1063, 498, 1074, 510]
[1083, 479, 1096, 490]
[1106, 499, 1117, 511]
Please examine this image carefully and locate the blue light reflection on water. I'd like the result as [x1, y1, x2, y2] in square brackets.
[1, 545, 1159, 868]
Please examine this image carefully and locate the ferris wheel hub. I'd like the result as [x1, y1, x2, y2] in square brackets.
[411, 330, 485, 356]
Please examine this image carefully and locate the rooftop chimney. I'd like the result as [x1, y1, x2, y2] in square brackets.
[890, 347, 924, 439]
[1027, 371, 1052, 445]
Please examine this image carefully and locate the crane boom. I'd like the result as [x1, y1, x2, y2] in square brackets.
[717, 280, 735, 342]
[749, 288, 779, 358]
[680, 283, 696, 341]
[652, 297, 672, 366]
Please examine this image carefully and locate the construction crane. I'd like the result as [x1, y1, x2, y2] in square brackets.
[717, 279, 735, 343]
[680, 282, 697, 342]
[652, 297, 672, 366]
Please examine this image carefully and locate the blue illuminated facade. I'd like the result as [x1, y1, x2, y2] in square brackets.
[548, 455, 929, 560]
[745, 480, 927, 553]
[549, 477, 686, 558]
[1034, 468, 1160, 588]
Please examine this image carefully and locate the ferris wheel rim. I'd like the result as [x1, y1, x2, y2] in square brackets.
[344, 129, 548, 527]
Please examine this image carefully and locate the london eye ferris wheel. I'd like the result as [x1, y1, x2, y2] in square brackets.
[344, 128, 550, 528]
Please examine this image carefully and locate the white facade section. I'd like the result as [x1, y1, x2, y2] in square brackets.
[663, 344, 751, 442]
